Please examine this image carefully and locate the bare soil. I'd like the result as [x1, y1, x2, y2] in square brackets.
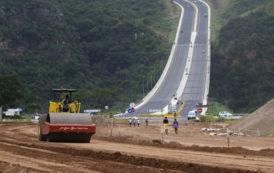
[0, 122, 274, 172]
[230, 98, 274, 136]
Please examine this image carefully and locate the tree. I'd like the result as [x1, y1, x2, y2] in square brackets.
[90, 88, 120, 109]
[25, 103, 41, 113]
[0, 75, 23, 109]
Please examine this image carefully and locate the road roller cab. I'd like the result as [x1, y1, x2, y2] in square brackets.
[38, 89, 96, 143]
[49, 89, 81, 113]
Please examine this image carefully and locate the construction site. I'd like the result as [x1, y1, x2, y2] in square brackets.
[0, 98, 274, 173]
[0, 0, 273, 172]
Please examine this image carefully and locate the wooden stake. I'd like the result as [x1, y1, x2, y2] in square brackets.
[227, 136, 230, 148]
[227, 128, 230, 148]
[110, 117, 113, 137]
[118, 125, 121, 136]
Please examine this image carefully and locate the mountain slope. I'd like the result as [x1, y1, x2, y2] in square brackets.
[0, 0, 180, 110]
[205, 0, 274, 111]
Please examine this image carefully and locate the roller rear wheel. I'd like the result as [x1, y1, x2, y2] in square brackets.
[47, 133, 92, 143]
[38, 114, 47, 141]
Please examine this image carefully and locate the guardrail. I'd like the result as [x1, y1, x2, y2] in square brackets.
[198, 0, 211, 115]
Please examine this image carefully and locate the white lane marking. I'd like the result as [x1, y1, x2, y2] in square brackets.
[175, 0, 199, 99]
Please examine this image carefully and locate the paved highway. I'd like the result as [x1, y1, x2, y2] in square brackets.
[124, 0, 210, 120]
[180, 0, 209, 116]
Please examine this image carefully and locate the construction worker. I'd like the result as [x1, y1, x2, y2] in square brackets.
[137, 119, 140, 127]
[62, 95, 69, 105]
[62, 95, 70, 112]
[145, 119, 149, 127]
[133, 118, 136, 127]
[173, 119, 179, 134]
[129, 119, 132, 127]
[163, 117, 169, 135]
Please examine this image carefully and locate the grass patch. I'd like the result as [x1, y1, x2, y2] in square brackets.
[3, 115, 32, 123]
[199, 115, 234, 123]
[203, 0, 231, 43]
[262, 132, 272, 137]
[167, 2, 182, 44]
[113, 119, 128, 123]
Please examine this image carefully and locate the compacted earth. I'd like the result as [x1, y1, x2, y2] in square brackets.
[0, 121, 274, 173]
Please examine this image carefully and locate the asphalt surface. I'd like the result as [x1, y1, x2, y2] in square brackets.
[181, 0, 209, 116]
[125, 0, 209, 121]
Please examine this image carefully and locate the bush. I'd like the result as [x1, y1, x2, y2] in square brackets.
[199, 116, 227, 123]
[199, 116, 214, 122]
[216, 117, 225, 122]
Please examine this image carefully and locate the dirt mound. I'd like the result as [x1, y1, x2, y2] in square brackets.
[230, 98, 274, 136]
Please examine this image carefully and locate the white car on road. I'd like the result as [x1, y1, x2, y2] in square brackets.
[218, 111, 232, 118]
[187, 110, 197, 120]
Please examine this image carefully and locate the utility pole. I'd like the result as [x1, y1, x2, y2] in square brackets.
[0, 107, 2, 122]
[153, 67, 155, 85]
[157, 64, 160, 80]
[142, 77, 145, 97]
[151, 74, 153, 89]
[154, 66, 156, 85]
[161, 59, 164, 72]
[147, 76, 149, 92]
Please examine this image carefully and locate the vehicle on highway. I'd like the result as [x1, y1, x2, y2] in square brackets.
[34, 113, 40, 120]
[218, 111, 232, 118]
[187, 109, 197, 120]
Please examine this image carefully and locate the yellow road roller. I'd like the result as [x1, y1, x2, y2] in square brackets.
[38, 89, 96, 142]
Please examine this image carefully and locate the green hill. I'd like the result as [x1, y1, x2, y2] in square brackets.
[0, 0, 180, 111]
[3, 0, 272, 113]
[206, 0, 274, 112]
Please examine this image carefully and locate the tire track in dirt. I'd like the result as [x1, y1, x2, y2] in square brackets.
[0, 160, 48, 173]
[0, 139, 256, 173]
[0, 140, 179, 173]
[8, 123, 274, 159]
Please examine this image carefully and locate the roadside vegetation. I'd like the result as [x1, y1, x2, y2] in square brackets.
[206, 102, 233, 116]
[205, 0, 274, 112]
[0, 74, 40, 112]
[199, 116, 234, 123]
[199, 102, 234, 123]
[3, 115, 32, 123]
